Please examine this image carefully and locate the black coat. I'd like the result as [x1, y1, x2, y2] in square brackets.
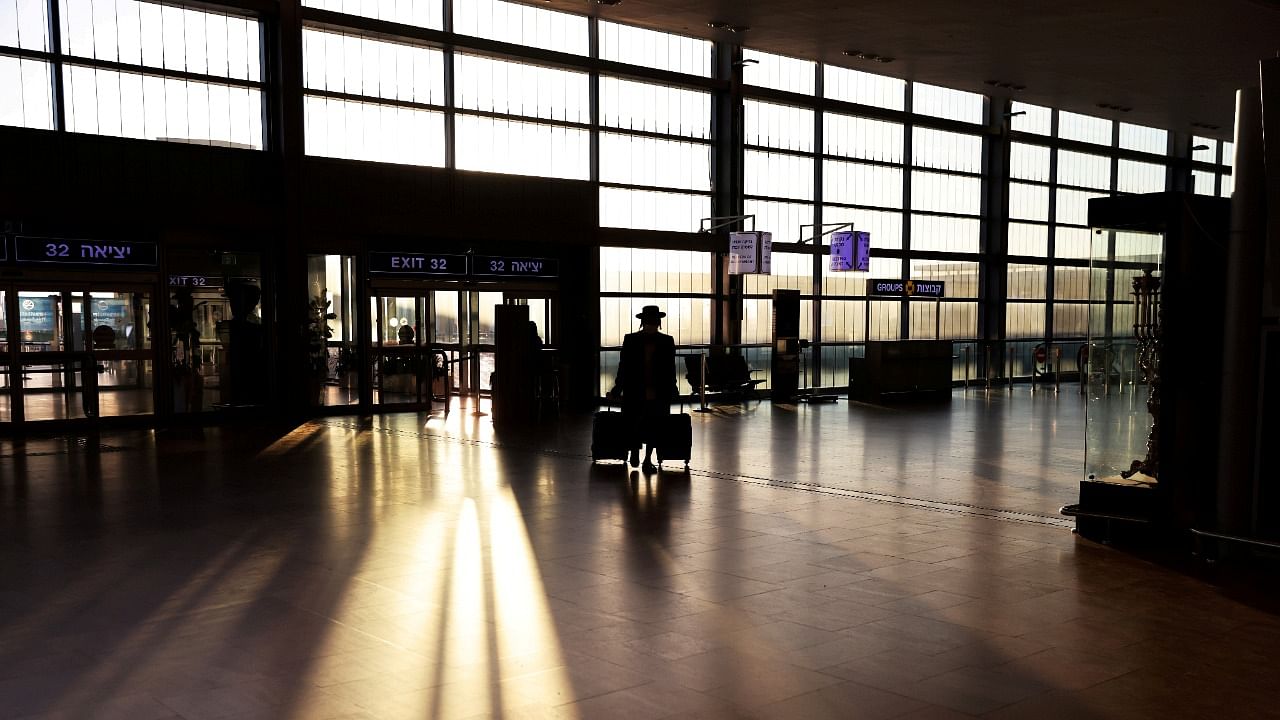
[615, 330, 677, 414]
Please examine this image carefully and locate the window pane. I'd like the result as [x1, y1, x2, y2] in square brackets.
[65, 65, 263, 147]
[0, 56, 54, 129]
[1192, 136, 1218, 164]
[1221, 173, 1234, 197]
[1008, 222, 1048, 257]
[823, 159, 903, 209]
[1056, 189, 1107, 226]
[600, 248, 711, 294]
[1006, 302, 1045, 338]
[745, 199, 813, 243]
[744, 99, 814, 152]
[1054, 266, 1091, 301]
[454, 54, 589, 123]
[599, 187, 710, 232]
[744, 252, 812, 295]
[1058, 110, 1111, 145]
[911, 214, 979, 253]
[745, 150, 813, 201]
[305, 95, 443, 165]
[599, 76, 709, 139]
[1118, 122, 1167, 155]
[1007, 263, 1047, 300]
[1055, 227, 1093, 259]
[1192, 169, 1216, 196]
[823, 65, 904, 110]
[742, 49, 814, 94]
[912, 259, 978, 298]
[62, 0, 261, 81]
[822, 207, 903, 250]
[822, 257, 902, 297]
[303, 28, 445, 105]
[1010, 101, 1051, 135]
[1010, 182, 1049, 221]
[910, 171, 981, 215]
[1117, 159, 1165, 194]
[822, 112, 903, 163]
[912, 82, 984, 124]
[911, 127, 982, 172]
[1, 0, 50, 50]
[910, 301, 977, 340]
[452, 0, 586, 55]
[1053, 303, 1089, 338]
[598, 21, 710, 77]
[600, 297, 711, 346]
[1057, 150, 1111, 190]
[456, 115, 588, 179]
[743, 298, 812, 344]
[1009, 142, 1050, 182]
[304, 0, 442, 30]
[600, 133, 710, 191]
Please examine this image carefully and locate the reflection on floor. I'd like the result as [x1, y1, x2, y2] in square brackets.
[0, 387, 153, 422]
[0, 389, 1276, 719]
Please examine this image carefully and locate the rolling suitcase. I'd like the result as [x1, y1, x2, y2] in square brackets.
[591, 408, 630, 463]
[656, 409, 692, 467]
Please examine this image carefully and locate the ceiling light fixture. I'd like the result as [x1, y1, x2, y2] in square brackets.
[1191, 121, 1222, 131]
[984, 80, 1026, 91]
[1096, 102, 1133, 112]
[707, 21, 749, 32]
[843, 49, 895, 64]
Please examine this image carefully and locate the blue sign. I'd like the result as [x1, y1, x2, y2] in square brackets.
[472, 255, 559, 278]
[15, 236, 158, 267]
[830, 231, 871, 272]
[868, 279, 946, 298]
[369, 252, 467, 276]
[18, 296, 56, 341]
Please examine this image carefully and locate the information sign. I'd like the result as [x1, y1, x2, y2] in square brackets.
[728, 231, 772, 275]
[168, 275, 224, 288]
[14, 236, 158, 267]
[830, 231, 871, 272]
[471, 255, 560, 278]
[369, 252, 468, 276]
[18, 297, 56, 342]
[868, 279, 946, 298]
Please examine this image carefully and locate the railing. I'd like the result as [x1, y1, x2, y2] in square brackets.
[599, 337, 1142, 399]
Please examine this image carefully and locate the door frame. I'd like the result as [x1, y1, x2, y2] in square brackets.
[0, 276, 160, 432]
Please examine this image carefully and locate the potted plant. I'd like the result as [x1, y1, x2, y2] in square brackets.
[306, 291, 337, 404]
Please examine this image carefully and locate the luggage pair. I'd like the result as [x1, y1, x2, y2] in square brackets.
[591, 408, 690, 467]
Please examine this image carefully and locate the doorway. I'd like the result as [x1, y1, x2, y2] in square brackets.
[366, 285, 556, 412]
[0, 283, 155, 427]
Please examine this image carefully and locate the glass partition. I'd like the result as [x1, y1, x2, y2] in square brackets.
[1084, 229, 1164, 485]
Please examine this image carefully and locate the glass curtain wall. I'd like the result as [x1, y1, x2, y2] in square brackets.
[1, 0, 265, 144]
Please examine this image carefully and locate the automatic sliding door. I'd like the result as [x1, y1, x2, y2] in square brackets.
[16, 291, 89, 421]
[372, 295, 430, 407]
[86, 290, 153, 417]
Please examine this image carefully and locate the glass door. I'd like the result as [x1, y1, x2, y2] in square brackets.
[0, 288, 10, 425]
[3, 285, 154, 425]
[371, 295, 431, 408]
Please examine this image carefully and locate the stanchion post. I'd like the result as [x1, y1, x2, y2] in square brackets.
[984, 344, 992, 391]
[1008, 343, 1014, 393]
[963, 346, 970, 388]
[1054, 346, 1061, 393]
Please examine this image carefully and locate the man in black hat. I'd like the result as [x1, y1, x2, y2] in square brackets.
[608, 305, 676, 471]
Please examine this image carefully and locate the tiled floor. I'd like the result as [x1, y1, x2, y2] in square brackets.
[0, 389, 1277, 719]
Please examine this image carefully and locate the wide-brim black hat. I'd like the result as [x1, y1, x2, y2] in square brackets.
[636, 305, 666, 320]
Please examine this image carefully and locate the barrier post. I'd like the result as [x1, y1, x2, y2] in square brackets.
[1054, 346, 1062, 394]
[984, 345, 992, 391]
[963, 346, 970, 389]
[1008, 343, 1015, 393]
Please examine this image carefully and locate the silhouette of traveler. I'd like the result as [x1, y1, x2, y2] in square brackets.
[608, 305, 676, 472]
